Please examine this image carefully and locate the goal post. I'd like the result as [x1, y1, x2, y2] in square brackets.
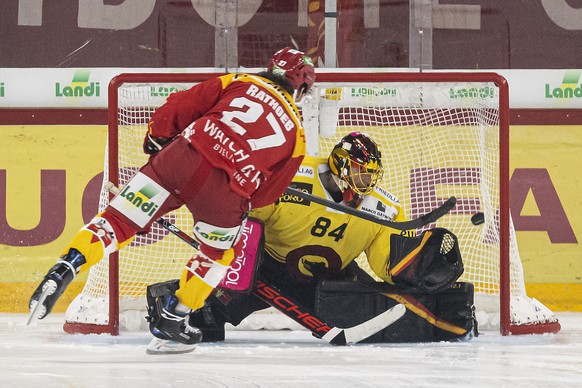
[63, 71, 560, 336]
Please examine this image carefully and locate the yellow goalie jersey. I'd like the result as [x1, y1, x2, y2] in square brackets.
[250, 155, 408, 283]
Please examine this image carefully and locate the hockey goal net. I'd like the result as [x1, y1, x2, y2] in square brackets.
[64, 72, 560, 336]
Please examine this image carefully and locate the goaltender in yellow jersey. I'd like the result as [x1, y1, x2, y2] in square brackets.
[251, 148, 408, 285]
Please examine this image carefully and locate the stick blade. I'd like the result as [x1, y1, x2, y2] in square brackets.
[322, 303, 406, 345]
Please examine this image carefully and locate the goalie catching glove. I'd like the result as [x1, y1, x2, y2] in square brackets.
[388, 228, 463, 293]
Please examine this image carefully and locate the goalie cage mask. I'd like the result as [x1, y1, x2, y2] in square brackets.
[268, 47, 316, 96]
[328, 132, 384, 195]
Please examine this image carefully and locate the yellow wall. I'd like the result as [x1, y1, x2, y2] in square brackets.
[511, 125, 582, 311]
[0, 124, 581, 312]
[1, 125, 105, 312]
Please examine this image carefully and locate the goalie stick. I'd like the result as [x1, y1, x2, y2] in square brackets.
[284, 187, 456, 231]
[104, 182, 406, 345]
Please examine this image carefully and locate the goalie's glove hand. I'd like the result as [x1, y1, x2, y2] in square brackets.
[144, 132, 172, 155]
[388, 228, 464, 293]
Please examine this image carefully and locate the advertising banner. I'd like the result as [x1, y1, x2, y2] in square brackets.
[3, 68, 582, 109]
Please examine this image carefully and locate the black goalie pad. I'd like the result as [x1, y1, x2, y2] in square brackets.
[315, 280, 477, 343]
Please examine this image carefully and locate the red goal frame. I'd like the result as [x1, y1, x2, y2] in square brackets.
[63, 71, 560, 337]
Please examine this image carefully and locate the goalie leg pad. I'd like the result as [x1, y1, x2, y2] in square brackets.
[316, 280, 477, 343]
[189, 303, 227, 343]
[146, 280, 202, 346]
[389, 228, 464, 293]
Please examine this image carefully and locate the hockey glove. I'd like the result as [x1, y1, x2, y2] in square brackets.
[143, 132, 172, 155]
[388, 228, 464, 293]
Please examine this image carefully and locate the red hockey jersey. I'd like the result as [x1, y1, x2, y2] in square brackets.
[147, 73, 306, 208]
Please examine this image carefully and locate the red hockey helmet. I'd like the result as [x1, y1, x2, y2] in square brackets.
[328, 132, 384, 195]
[268, 47, 316, 97]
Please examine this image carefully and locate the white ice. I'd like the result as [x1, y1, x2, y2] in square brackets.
[1, 312, 581, 387]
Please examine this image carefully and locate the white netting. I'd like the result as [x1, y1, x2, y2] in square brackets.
[65, 74, 558, 334]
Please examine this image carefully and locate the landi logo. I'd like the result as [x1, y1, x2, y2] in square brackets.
[55, 69, 100, 97]
[545, 70, 582, 98]
[193, 226, 237, 243]
[449, 85, 495, 99]
[119, 183, 160, 216]
[0, 82, 4, 97]
[150, 85, 187, 97]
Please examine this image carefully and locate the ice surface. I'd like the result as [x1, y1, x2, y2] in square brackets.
[1, 312, 581, 387]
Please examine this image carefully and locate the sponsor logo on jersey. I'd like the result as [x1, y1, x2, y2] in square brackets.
[375, 186, 400, 204]
[278, 182, 312, 206]
[359, 194, 398, 221]
[360, 204, 391, 221]
[296, 165, 315, 178]
[55, 69, 100, 98]
[376, 201, 387, 213]
[184, 119, 263, 191]
[109, 172, 170, 227]
[0, 82, 4, 97]
[193, 220, 242, 250]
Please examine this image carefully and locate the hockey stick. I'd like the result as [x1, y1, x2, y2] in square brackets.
[285, 187, 456, 230]
[105, 182, 406, 344]
[255, 278, 405, 345]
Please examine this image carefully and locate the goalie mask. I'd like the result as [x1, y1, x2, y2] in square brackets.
[328, 132, 384, 195]
[268, 47, 315, 102]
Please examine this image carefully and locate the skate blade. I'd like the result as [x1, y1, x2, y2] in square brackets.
[146, 337, 198, 355]
[26, 280, 57, 325]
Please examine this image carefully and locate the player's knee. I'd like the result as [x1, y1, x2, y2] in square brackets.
[64, 214, 135, 270]
[99, 210, 136, 249]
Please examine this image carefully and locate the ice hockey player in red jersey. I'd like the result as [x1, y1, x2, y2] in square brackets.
[29, 47, 315, 352]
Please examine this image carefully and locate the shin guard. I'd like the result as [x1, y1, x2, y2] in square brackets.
[176, 250, 234, 311]
[62, 215, 128, 269]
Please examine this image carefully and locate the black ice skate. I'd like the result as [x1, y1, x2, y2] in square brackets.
[146, 280, 203, 354]
[28, 248, 86, 324]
